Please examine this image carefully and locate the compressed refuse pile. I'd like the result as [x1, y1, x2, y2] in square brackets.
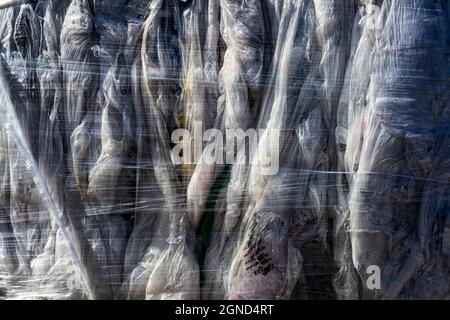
[0, 0, 449, 300]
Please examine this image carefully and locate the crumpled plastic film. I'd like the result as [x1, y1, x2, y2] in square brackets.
[0, 0, 449, 300]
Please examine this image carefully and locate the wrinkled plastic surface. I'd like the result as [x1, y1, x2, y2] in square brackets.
[0, 0, 449, 300]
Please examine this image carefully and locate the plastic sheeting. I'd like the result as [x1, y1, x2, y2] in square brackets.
[0, 0, 449, 300]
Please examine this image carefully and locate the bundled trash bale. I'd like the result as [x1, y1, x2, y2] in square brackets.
[0, 0, 448, 300]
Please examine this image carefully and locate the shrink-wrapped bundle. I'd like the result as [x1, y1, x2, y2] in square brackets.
[0, 0, 448, 300]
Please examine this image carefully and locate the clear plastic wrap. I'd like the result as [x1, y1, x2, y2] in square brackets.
[0, 0, 449, 300]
